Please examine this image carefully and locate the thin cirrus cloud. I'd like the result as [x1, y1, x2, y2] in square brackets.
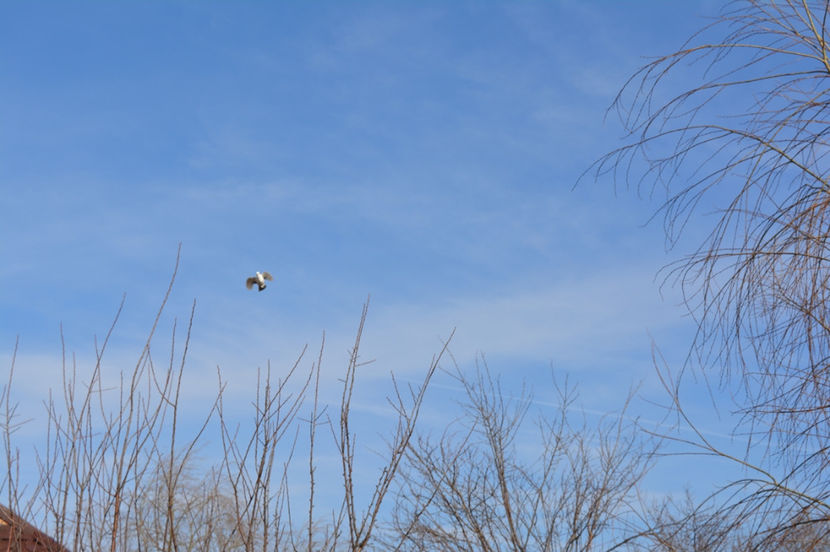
[361, 265, 688, 373]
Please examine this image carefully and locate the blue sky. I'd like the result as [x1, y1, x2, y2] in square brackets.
[1, 1, 737, 506]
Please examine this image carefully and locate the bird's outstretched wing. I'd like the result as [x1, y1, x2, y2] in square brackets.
[246, 277, 256, 289]
[261, 272, 274, 281]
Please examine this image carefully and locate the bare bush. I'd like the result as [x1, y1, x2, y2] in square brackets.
[131, 463, 241, 552]
[1, 270, 659, 552]
[389, 360, 655, 552]
[0, 249, 456, 551]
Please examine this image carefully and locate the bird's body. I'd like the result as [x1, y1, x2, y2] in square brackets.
[246, 271, 273, 292]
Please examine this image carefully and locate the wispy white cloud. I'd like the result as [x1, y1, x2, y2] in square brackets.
[356, 262, 688, 375]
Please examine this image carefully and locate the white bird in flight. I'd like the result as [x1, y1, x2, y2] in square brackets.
[246, 271, 274, 292]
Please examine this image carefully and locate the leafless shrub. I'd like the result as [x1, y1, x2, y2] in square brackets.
[329, 302, 450, 552]
[388, 359, 655, 552]
[630, 492, 751, 551]
[130, 462, 241, 552]
[0, 248, 455, 551]
[2, 279, 658, 552]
